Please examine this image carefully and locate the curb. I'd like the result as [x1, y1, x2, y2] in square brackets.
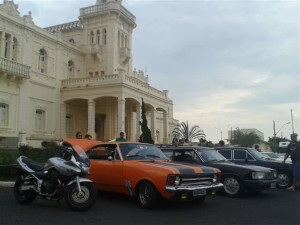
[0, 182, 15, 188]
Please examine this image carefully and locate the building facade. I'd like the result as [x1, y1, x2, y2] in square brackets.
[0, 0, 178, 148]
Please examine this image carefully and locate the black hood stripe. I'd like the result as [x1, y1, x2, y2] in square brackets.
[141, 161, 195, 174]
[201, 167, 216, 173]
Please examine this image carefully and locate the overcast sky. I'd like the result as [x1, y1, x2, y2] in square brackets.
[13, 0, 299, 143]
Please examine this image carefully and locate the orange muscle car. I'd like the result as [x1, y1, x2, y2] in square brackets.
[64, 139, 223, 209]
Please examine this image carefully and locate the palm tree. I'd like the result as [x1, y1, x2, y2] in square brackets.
[231, 128, 261, 147]
[172, 121, 205, 143]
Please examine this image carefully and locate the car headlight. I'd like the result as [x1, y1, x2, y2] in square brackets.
[213, 175, 218, 183]
[167, 175, 181, 186]
[252, 172, 266, 180]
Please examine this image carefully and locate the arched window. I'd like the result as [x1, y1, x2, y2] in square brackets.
[121, 33, 124, 48]
[69, 39, 75, 44]
[4, 34, 10, 59]
[0, 103, 8, 127]
[12, 37, 18, 61]
[38, 49, 47, 74]
[125, 35, 128, 48]
[103, 29, 107, 45]
[66, 114, 73, 134]
[97, 30, 100, 44]
[67, 60, 74, 78]
[35, 109, 45, 130]
[90, 31, 94, 44]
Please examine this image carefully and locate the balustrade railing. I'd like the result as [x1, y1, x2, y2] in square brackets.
[80, 2, 135, 23]
[0, 57, 30, 78]
[61, 74, 167, 99]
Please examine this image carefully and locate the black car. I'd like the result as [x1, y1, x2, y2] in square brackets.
[216, 147, 293, 188]
[159, 146, 277, 197]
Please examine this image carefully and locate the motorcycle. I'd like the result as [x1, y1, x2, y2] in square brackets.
[13, 141, 97, 211]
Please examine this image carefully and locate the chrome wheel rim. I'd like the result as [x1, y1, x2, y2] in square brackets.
[71, 186, 90, 204]
[139, 185, 150, 205]
[223, 177, 240, 195]
[277, 173, 289, 187]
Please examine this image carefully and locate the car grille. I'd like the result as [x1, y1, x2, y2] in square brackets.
[266, 172, 277, 180]
[180, 175, 214, 186]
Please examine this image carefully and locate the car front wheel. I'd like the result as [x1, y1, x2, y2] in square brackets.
[137, 181, 160, 209]
[223, 176, 244, 197]
[277, 172, 291, 188]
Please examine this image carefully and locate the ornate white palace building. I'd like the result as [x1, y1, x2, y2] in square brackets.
[0, 0, 178, 148]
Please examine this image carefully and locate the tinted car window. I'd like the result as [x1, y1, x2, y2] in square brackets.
[162, 149, 174, 160]
[234, 150, 246, 160]
[218, 150, 231, 159]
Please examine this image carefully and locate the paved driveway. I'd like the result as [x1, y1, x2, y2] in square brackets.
[0, 185, 299, 225]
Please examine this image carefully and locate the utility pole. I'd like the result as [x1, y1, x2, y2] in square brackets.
[291, 109, 294, 133]
[273, 120, 276, 152]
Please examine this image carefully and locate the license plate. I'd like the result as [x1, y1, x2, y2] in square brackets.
[270, 183, 276, 189]
[193, 189, 206, 196]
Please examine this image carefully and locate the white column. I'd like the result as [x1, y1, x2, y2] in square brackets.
[17, 80, 30, 146]
[163, 112, 169, 144]
[104, 98, 112, 140]
[151, 109, 157, 143]
[131, 112, 136, 142]
[136, 104, 141, 141]
[88, 99, 96, 139]
[60, 102, 66, 138]
[118, 98, 126, 134]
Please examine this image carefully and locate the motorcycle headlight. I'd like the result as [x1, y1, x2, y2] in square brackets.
[252, 172, 266, 180]
[79, 163, 90, 173]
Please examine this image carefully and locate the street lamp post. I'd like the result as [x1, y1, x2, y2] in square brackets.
[273, 121, 290, 152]
[215, 127, 223, 141]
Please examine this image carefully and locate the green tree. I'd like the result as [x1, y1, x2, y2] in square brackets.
[198, 138, 214, 147]
[231, 128, 261, 147]
[173, 121, 205, 143]
[139, 98, 154, 144]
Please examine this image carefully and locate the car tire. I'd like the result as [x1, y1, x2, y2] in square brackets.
[223, 176, 244, 197]
[137, 181, 160, 209]
[277, 172, 291, 189]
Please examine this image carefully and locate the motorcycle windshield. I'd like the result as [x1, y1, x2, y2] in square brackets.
[73, 145, 90, 167]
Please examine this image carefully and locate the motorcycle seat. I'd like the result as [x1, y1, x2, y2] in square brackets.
[22, 156, 44, 172]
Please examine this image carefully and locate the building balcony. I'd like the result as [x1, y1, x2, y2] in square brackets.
[120, 47, 131, 64]
[91, 44, 102, 60]
[61, 73, 168, 100]
[0, 57, 31, 79]
[80, 2, 136, 27]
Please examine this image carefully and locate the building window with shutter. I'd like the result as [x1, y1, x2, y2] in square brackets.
[35, 109, 45, 130]
[38, 49, 47, 74]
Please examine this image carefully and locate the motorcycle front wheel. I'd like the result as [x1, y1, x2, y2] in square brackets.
[64, 182, 97, 211]
[14, 177, 37, 204]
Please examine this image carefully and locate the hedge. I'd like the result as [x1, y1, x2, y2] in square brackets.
[0, 141, 61, 180]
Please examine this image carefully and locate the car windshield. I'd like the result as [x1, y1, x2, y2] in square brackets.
[197, 149, 228, 162]
[248, 149, 268, 160]
[120, 143, 168, 160]
[263, 152, 279, 158]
